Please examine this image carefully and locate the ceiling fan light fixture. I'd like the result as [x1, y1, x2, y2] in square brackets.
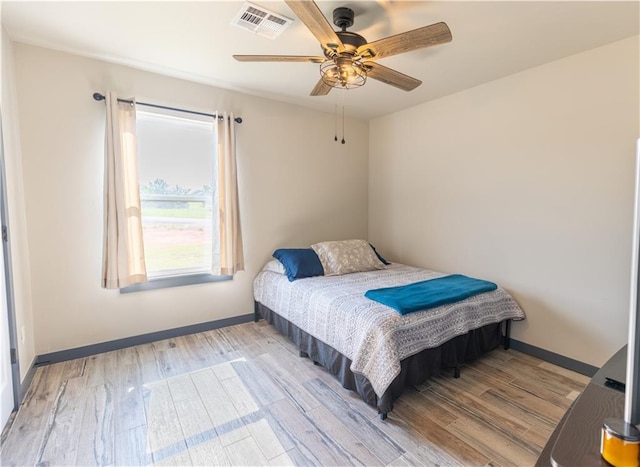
[320, 58, 367, 90]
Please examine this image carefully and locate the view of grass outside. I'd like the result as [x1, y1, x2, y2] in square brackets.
[141, 191, 213, 277]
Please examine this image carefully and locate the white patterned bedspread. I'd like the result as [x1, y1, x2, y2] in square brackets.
[253, 263, 525, 397]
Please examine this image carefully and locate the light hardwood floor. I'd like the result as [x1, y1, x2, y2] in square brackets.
[0, 321, 588, 466]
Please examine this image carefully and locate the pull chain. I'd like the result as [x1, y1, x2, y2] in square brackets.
[333, 90, 347, 144]
[341, 106, 346, 144]
[334, 103, 338, 142]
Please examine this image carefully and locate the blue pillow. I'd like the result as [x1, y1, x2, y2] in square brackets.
[273, 248, 324, 281]
[370, 244, 390, 265]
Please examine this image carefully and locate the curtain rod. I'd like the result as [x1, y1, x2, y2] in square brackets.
[92, 93, 242, 124]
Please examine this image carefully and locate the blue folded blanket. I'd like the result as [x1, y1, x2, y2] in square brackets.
[364, 274, 498, 315]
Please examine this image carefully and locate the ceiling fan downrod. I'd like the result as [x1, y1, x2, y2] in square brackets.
[333, 7, 354, 31]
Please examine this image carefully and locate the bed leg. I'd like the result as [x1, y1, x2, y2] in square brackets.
[453, 366, 460, 378]
[254, 301, 261, 322]
[504, 319, 511, 350]
[299, 351, 309, 358]
[379, 412, 387, 421]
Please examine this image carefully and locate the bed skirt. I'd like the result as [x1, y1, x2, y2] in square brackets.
[254, 301, 504, 416]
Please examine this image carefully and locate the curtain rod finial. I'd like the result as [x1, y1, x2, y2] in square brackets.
[93, 93, 105, 101]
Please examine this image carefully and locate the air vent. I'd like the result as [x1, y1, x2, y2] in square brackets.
[231, 2, 293, 39]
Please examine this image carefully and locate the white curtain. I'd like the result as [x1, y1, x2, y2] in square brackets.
[212, 113, 244, 276]
[102, 91, 147, 289]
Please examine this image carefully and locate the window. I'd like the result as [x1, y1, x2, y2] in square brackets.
[133, 109, 223, 285]
[102, 92, 243, 292]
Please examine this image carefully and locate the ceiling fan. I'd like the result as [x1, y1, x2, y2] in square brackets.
[233, 1, 452, 96]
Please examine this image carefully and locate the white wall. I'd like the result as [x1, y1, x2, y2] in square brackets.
[1, 28, 36, 381]
[13, 43, 369, 354]
[12, 34, 638, 368]
[370, 36, 640, 367]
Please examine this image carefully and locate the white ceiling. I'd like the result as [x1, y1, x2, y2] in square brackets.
[2, 1, 639, 120]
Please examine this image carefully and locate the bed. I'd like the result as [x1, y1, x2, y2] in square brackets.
[253, 240, 526, 419]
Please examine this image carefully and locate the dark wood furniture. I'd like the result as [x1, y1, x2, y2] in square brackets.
[536, 346, 626, 466]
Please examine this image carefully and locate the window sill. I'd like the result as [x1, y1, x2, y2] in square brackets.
[120, 273, 232, 293]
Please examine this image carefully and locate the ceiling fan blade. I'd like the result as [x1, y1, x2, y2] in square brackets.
[285, 1, 344, 52]
[364, 62, 421, 91]
[310, 78, 333, 96]
[357, 22, 452, 60]
[233, 55, 325, 63]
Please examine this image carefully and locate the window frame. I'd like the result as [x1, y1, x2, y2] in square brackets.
[120, 273, 231, 294]
[121, 107, 225, 292]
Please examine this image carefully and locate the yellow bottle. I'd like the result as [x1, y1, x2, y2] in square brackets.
[601, 418, 640, 466]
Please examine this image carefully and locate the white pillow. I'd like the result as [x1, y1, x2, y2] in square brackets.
[262, 259, 286, 274]
[311, 239, 385, 276]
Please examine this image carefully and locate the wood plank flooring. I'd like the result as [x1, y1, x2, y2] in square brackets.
[0, 321, 588, 466]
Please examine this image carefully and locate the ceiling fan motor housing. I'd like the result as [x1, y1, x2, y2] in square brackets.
[321, 7, 367, 57]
